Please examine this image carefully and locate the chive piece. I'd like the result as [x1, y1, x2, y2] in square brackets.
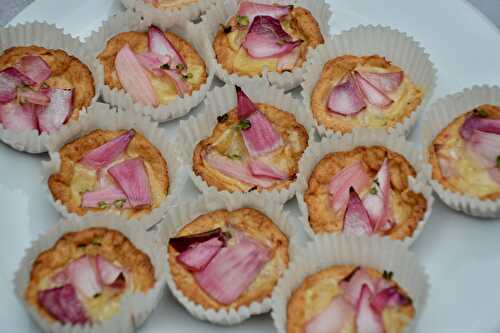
[186, 72, 193, 79]
[41, 82, 49, 89]
[370, 187, 378, 195]
[228, 154, 242, 160]
[91, 239, 102, 246]
[383, 270, 393, 280]
[235, 119, 251, 131]
[474, 108, 488, 118]
[161, 63, 170, 70]
[93, 293, 102, 298]
[114, 199, 126, 208]
[176, 63, 186, 71]
[77, 244, 86, 248]
[217, 113, 229, 123]
[98, 201, 108, 209]
[497, 156, 500, 169]
[236, 15, 249, 26]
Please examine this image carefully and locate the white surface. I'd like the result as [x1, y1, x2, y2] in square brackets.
[1, 0, 500, 332]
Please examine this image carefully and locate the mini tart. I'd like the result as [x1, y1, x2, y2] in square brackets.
[311, 55, 423, 134]
[304, 146, 426, 240]
[48, 129, 169, 219]
[0, 45, 95, 122]
[97, 31, 207, 105]
[428, 104, 500, 200]
[286, 265, 415, 333]
[168, 208, 289, 310]
[146, 0, 198, 10]
[193, 104, 309, 192]
[213, 6, 324, 76]
[26, 227, 155, 323]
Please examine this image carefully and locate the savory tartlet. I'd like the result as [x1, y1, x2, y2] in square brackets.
[304, 146, 427, 240]
[26, 227, 155, 325]
[144, 0, 198, 10]
[428, 104, 500, 200]
[97, 24, 207, 107]
[287, 265, 415, 333]
[311, 55, 423, 134]
[213, 1, 324, 77]
[167, 207, 289, 310]
[193, 86, 308, 193]
[0, 46, 95, 133]
[48, 129, 169, 219]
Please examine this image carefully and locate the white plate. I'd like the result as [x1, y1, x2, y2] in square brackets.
[1, 0, 500, 332]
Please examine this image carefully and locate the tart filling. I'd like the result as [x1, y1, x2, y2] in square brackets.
[193, 86, 308, 192]
[429, 104, 500, 200]
[213, 1, 324, 76]
[167, 208, 289, 309]
[287, 265, 414, 333]
[48, 129, 169, 219]
[304, 146, 427, 241]
[311, 55, 423, 134]
[144, 0, 199, 10]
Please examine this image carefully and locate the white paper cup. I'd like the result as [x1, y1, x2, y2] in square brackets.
[121, 0, 218, 23]
[302, 25, 437, 138]
[296, 128, 434, 247]
[14, 213, 166, 333]
[0, 22, 102, 153]
[200, 0, 332, 91]
[42, 102, 184, 229]
[158, 192, 300, 324]
[85, 11, 214, 123]
[177, 80, 314, 203]
[420, 84, 500, 218]
[271, 234, 430, 333]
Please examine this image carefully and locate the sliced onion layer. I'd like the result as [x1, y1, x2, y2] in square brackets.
[340, 268, 375, 306]
[136, 51, 171, 77]
[65, 255, 102, 298]
[242, 110, 283, 157]
[81, 185, 130, 209]
[237, 1, 292, 25]
[305, 296, 355, 333]
[80, 130, 135, 169]
[467, 130, 500, 168]
[18, 88, 50, 106]
[460, 114, 500, 140]
[236, 86, 258, 119]
[0, 102, 38, 131]
[177, 237, 224, 272]
[37, 284, 88, 325]
[148, 25, 184, 68]
[14, 55, 51, 86]
[371, 286, 411, 313]
[36, 88, 73, 134]
[343, 187, 373, 236]
[170, 228, 228, 253]
[96, 255, 125, 286]
[328, 75, 366, 116]
[108, 158, 152, 208]
[355, 284, 384, 333]
[329, 161, 371, 212]
[248, 158, 288, 180]
[362, 159, 391, 232]
[0, 68, 21, 103]
[354, 72, 393, 109]
[358, 71, 403, 93]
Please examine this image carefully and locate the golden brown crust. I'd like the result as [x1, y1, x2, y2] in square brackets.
[311, 55, 423, 134]
[428, 104, 500, 200]
[0, 46, 95, 122]
[26, 227, 155, 322]
[167, 208, 289, 310]
[192, 103, 308, 192]
[148, 0, 198, 10]
[213, 6, 324, 76]
[304, 146, 427, 241]
[287, 265, 415, 333]
[48, 129, 169, 219]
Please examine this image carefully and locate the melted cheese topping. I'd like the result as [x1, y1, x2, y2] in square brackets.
[148, 63, 204, 104]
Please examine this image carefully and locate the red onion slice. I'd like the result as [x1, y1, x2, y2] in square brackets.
[115, 44, 158, 107]
[194, 235, 269, 304]
[354, 72, 393, 109]
[328, 75, 367, 116]
[80, 130, 135, 169]
[13, 55, 51, 86]
[340, 268, 376, 306]
[467, 130, 500, 169]
[355, 284, 384, 333]
[148, 25, 185, 68]
[136, 52, 171, 77]
[177, 237, 224, 272]
[96, 255, 125, 286]
[371, 286, 411, 313]
[328, 161, 371, 212]
[0, 101, 38, 132]
[242, 110, 283, 157]
[170, 228, 228, 253]
[37, 284, 88, 325]
[0, 68, 21, 103]
[358, 71, 403, 93]
[108, 158, 152, 208]
[81, 185, 130, 209]
[65, 255, 102, 298]
[236, 86, 258, 119]
[18, 88, 50, 106]
[343, 187, 373, 236]
[248, 158, 288, 180]
[304, 296, 355, 333]
[36, 88, 73, 134]
[460, 114, 500, 140]
[362, 159, 391, 232]
[237, 1, 292, 25]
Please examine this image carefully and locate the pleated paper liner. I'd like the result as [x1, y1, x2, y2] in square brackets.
[301, 25, 437, 138]
[177, 80, 314, 203]
[271, 234, 430, 333]
[420, 84, 500, 217]
[0, 22, 102, 153]
[121, 0, 217, 23]
[42, 102, 184, 230]
[295, 129, 434, 247]
[14, 213, 166, 333]
[158, 192, 300, 325]
[85, 11, 215, 123]
[200, 0, 332, 91]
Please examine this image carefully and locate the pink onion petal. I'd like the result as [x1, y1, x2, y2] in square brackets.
[358, 71, 403, 93]
[170, 228, 228, 253]
[36, 87, 73, 134]
[13, 55, 51, 86]
[328, 161, 371, 212]
[354, 72, 393, 109]
[18, 88, 50, 106]
[108, 158, 152, 208]
[115, 44, 158, 107]
[148, 25, 184, 68]
[340, 268, 376, 306]
[371, 286, 412, 313]
[37, 284, 88, 325]
[0, 68, 22, 103]
[80, 130, 135, 169]
[194, 235, 270, 304]
[242, 110, 283, 157]
[81, 185, 131, 209]
[66, 255, 102, 298]
[0, 101, 38, 132]
[243, 16, 302, 59]
[343, 187, 373, 236]
[248, 158, 288, 180]
[328, 75, 367, 116]
[460, 114, 500, 140]
[136, 51, 171, 77]
[165, 69, 189, 97]
[96, 255, 125, 286]
[304, 296, 355, 333]
[236, 86, 258, 119]
[362, 159, 391, 232]
[51, 270, 70, 286]
[467, 130, 500, 168]
[277, 46, 300, 71]
[375, 277, 395, 293]
[177, 237, 224, 272]
[205, 151, 275, 188]
[356, 284, 384, 333]
[237, 1, 292, 25]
